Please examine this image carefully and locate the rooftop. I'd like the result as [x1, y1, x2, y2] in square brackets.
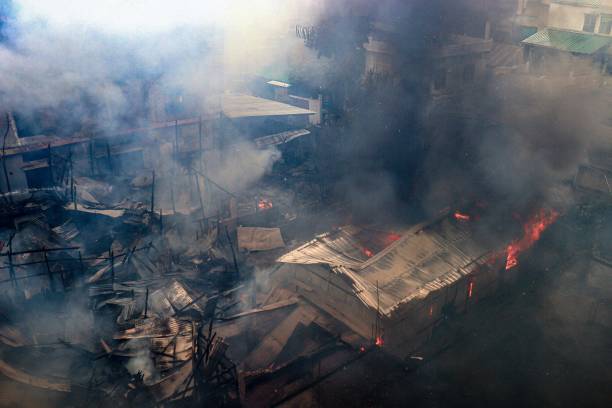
[221, 93, 315, 119]
[551, 0, 605, 7]
[522, 28, 612, 54]
[278, 216, 503, 316]
[266, 80, 291, 88]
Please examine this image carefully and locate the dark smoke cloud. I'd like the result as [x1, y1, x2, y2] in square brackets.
[421, 65, 609, 214]
[301, 0, 609, 219]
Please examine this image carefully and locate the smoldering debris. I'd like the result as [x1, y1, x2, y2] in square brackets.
[0, 0, 611, 407]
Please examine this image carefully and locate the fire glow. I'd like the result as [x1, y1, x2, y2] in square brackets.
[375, 336, 384, 347]
[454, 211, 471, 221]
[257, 198, 273, 210]
[384, 233, 402, 245]
[505, 209, 559, 270]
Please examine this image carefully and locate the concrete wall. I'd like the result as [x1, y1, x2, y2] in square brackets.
[430, 53, 488, 96]
[288, 95, 321, 126]
[548, 3, 612, 33]
[363, 37, 395, 76]
[516, 0, 551, 30]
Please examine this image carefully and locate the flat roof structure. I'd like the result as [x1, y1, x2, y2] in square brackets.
[221, 93, 315, 119]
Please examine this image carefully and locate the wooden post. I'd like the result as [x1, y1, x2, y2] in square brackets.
[174, 120, 179, 159]
[150, 170, 155, 213]
[71, 175, 76, 210]
[78, 251, 85, 278]
[374, 280, 380, 346]
[170, 184, 176, 214]
[144, 287, 149, 318]
[224, 226, 240, 278]
[59, 265, 66, 292]
[8, 235, 15, 288]
[170, 120, 177, 214]
[89, 140, 95, 175]
[67, 146, 73, 185]
[106, 142, 113, 174]
[43, 248, 56, 292]
[198, 116, 203, 171]
[47, 144, 54, 185]
[191, 322, 198, 398]
[109, 250, 115, 285]
[194, 171, 206, 221]
[159, 208, 163, 235]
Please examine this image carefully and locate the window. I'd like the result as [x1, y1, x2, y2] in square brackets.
[599, 15, 612, 35]
[583, 14, 597, 33]
[433, 68, 447, 90]
[462, 64, 475, 83]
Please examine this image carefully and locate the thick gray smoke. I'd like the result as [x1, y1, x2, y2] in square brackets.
[0, 0, 321, 134]
[421, 63, 609, 214]
[299, 0, 610, 219]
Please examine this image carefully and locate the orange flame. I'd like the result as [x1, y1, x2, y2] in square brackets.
[505, 209, 559, 270]
[385, 233, 402, 245]
[375, 336, 384, 347]
[454, 211, 471, 221]
[257, 198, 273, 210]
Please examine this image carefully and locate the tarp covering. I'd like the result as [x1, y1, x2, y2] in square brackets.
[237, 227, 285, 251]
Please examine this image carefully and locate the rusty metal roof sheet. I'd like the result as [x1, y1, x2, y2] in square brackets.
[277, 226, 371, 268]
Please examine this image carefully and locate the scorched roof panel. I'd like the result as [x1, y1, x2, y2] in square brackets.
[278, 216, 500, 316]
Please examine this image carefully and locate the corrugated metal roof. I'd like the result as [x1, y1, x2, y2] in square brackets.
[551, 0, 602, 7]
[488, 43, 523, 68]
[277, 226, 369, 268]
[253, 129, 310, 148]
[278, 217, 503, 316]
[221, 93, 315, 119]
[522, 28, 612, 54]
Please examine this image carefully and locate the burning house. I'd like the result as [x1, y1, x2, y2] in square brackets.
[270, 203, 563, 361]
[273, 210, 554, 359]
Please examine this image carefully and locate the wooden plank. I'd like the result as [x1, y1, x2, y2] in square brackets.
[241, 307, 316, 370]
[220, 298, 298, 321]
